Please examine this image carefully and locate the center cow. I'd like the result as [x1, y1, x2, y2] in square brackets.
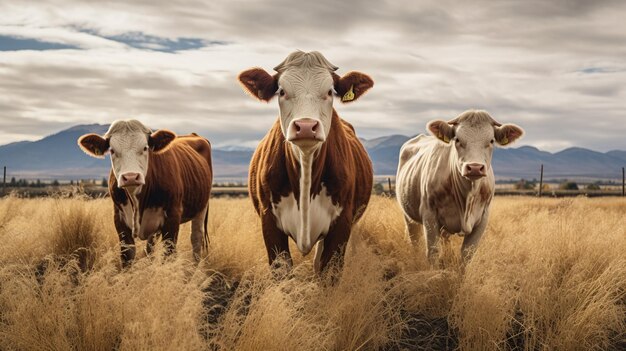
[238, 51, 374, 273]
[78, 120, 213, 265]
[396, 110, 523, 263]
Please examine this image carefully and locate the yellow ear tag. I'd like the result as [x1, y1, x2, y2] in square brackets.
[443, 135, 450, 143]
[342, 85, 355, 102]
[501, 136, 509, 145]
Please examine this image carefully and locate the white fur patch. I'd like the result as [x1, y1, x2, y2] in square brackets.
[119, 201, 135, 234]
[137, 207, 165, 240]
[272, 185, 342, 255]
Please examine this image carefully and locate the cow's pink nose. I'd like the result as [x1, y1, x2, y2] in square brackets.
[293, 120, 319, 140]
[464, 163, 486, 178]
[119, 172, 144, 187]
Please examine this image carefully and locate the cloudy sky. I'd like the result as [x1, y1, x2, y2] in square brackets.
[0, 0, 624, 152]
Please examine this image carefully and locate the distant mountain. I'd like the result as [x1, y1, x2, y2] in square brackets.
[364, 135, 626, 179]
[0, 125, 624, 180]
[0, 124, 250, 179]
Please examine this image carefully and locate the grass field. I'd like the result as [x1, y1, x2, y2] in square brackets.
[0, 195, 624, 350]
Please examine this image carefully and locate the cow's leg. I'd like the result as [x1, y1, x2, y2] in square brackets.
[404, 215, 422, 245]
[261, 212, 292, 270]
[114, 207, 135, 267]
[423, 216, 441, 265]
[145, 234, 156, 256]
[318, 215, 351, 274]
[190, 202, 209, 261]
[461, 209, 489, 262]
[161, 208, 182, 257]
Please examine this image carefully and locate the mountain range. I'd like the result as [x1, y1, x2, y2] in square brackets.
[0, 124, 624, 181]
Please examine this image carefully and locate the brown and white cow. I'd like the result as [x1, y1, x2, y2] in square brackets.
[238, 51, 374, 273]
[78, 120, 213, 266]
[396, 110, 523, 263]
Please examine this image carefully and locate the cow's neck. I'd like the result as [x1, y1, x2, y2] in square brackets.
[448, 147, 484, 234]
[293, 146, 318, 253]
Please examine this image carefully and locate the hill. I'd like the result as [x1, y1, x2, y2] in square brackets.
[0, 125, 624, 180]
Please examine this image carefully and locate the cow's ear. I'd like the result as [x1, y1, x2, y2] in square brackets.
[78, 133, 109, 159]
[427, 120, 455, 143]
[333, 71, 374, 103]
[494, 124, 524, 146]
[238, 68, 278, 102]
[149, 129, 177, 153]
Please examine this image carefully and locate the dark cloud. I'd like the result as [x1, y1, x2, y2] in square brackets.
[0, 0, 625, 152]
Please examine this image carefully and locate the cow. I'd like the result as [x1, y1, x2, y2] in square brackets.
[238, 51, 374, 274]
[77, 120, 213, 266]
[396, 110, 524, 263]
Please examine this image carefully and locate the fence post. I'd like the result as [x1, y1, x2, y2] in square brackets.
[622, 167, 626, 197]
[622, 167, 625, 197]
[539, 164, 544, 197]
[2, 166, 5, 189]
[388, 177, 393, 195]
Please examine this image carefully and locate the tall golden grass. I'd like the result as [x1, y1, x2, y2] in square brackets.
[0, 195, 624, 350]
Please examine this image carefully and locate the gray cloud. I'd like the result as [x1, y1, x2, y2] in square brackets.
[0, 0, 625, 152]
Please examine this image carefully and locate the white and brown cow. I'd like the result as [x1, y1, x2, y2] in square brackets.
[78, 120, 213, 266]
[238, 51, 374, 273]
[396, 110, 523, 263]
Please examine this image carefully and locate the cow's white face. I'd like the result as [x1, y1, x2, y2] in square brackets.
[238, 51, 373, 154]
[78, 119, 176, 191]
[428, 110, 524, 181]
[452, 123, 496, 181]
[277, 67, 335, 151]
[108, 130, 151, 189]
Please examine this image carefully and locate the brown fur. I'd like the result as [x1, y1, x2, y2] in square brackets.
[238, 68, 279, 102]
[332, 72, 374, 103]
[249, 111, 373, 272]
[109, 134, 213, 266]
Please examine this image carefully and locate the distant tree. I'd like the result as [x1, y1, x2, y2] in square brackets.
[514, 179, 536, 190]
[101, 178, 108, 187]
[586, 183, 601, 191]
[35, 179, 42, 188]
[559, 181, 579, 190]
[10, 177, 16, 186]
[70, 180, 74, 185]
[52, 180, 60, 186]
[373, 183, 384, 195]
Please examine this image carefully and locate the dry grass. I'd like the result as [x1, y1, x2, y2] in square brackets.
[0, 195, 624, 350]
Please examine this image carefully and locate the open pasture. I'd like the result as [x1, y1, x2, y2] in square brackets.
[0, 196, 624, 350]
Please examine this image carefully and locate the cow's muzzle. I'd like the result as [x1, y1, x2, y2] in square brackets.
[118, 172, 145, 188]
[462, 163, 487, 180]
[287, 118, 325, 146]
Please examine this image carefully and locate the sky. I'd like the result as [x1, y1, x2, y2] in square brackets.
[0, 0, 624, 152]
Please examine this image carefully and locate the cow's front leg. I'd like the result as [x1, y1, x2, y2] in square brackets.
[404, 215, 422, 245]
[161, 208, 181, 257]
[316, 215, 351, 274]
[145, 234, 156, 256]
[113, 208, 135, 267]
[262, 211, 292, 270]
[461, 209, 489, 262]
[422, 214, 441, 265]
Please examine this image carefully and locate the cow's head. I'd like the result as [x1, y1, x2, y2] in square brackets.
[238, 50, 373, 153]
[428, 110, 524, 181]
[78, 119, 176, 191]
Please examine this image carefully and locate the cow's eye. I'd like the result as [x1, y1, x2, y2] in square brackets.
[143, 146, 148, 152]
[328, 89, 333, 96]
[279, 89, 285, 97]
[490, 139, 495, 144]
[110, 149, 115, 155]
